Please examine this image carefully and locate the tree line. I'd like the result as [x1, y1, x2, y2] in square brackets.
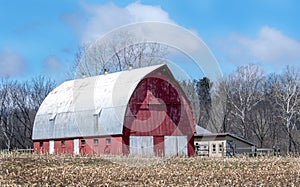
[183, 64, 300, 153]
[0, 76, 55, 150]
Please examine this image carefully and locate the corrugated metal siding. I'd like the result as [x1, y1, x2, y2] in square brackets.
[164, 136, 188, 156]
[130, 136, 154, 156]
[32, 64, 167, 140]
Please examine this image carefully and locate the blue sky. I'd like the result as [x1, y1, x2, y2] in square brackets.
[1, 0, 300, 82]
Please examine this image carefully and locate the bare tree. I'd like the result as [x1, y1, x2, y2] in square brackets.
[29, 76, 56, 110]
[273, 66, 300, 153]
[179, 80, 200, 126]
[207, 79, 232, 133]
[248, 99, 275, 148]
[225, 64, 265, 139]
[71, 31, 168, 78]
[0, 79, 17, 150]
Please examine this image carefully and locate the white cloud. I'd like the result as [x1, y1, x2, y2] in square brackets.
[222, 26, 300, 67]
[71, 2, 174, 43]
[43, 55, 64, 73]
[0, 48, 27, 77]
[126, 2, 173, 23]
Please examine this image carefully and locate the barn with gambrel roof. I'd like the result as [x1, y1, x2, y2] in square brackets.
[32, 64, 195, 156]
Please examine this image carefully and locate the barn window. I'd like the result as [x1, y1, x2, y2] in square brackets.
[212, 144, 216, 152]
[219, 144, 223, 152]
[40, 142, 43, 148]
[81, 139, 86, 146]
[61, 140, 66, 147]
[106, 138, 111, 145]
[94, 139, 98, 145]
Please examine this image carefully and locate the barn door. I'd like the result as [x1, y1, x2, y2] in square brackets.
[74, 139, 79, 154]
[130, 136, 154, 156]
[164, 136, 187, 157]
[49, 140, 54, 154]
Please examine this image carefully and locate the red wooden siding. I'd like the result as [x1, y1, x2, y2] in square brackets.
[34, 141, 49, 154]
[54, 139, 74, 154]
[79, 136, 123, 155]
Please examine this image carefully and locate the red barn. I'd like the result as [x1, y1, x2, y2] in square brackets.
[32, 64, 195, 156]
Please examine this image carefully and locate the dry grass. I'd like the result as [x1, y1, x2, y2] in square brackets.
[0, 152, 300, 186]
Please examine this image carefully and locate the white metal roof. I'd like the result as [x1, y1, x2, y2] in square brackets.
[196, 125, 212, 135]
[32, 64, 172, 140]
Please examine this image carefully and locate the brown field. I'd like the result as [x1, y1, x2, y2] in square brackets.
[0, 153, 300, 186]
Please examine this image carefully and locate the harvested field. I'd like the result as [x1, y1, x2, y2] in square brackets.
[0, 153, 300, 186]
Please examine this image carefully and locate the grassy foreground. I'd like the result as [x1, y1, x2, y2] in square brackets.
[0, 153, 300, 186]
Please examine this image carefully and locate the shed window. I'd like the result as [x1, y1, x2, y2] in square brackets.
[212, 144, 216, 152]
[61, 140, 66, 147]
[106, 138, 111, 145]
[94, 139, 98, 145]
[219, 144, 223, 152]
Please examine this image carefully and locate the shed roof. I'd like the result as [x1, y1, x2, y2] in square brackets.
[32, 64, 175, 140]
[194, 133, 256, 146]
[195, 125, 212, 135]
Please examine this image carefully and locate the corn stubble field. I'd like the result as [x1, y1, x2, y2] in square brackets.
[0, 153, 300, 186]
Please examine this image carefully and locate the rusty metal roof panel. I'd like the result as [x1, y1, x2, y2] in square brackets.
[32, 64, 167, 140]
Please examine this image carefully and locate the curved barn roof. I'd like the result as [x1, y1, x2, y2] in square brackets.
[32, 64, 176, 140]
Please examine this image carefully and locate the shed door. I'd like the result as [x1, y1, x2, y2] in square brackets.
[164, 136, 187, 156]
[130, 136, 154, 156]
[74, 139, 79, 154]
[49, 140, 54, 154]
